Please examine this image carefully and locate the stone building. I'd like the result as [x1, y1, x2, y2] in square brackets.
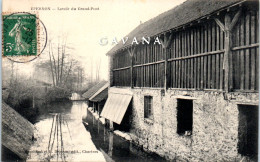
[101, 0, 259, 161]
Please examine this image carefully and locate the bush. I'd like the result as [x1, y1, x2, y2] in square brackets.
[45, 86, 71, 102]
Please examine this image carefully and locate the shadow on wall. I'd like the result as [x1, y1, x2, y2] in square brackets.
[114, 100, 133, 132]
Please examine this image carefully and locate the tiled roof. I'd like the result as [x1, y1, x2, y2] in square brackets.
[82, 81, 108, 99]
[107, 0, 244, 55]
[90, 87, 108, 102]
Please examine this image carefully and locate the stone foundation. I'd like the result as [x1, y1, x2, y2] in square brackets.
[109, 87, 258, 161]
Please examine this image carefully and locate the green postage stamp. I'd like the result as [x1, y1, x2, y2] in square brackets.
[2, 13, 39, 58]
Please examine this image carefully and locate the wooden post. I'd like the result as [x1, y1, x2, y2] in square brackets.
[98, 103, 100, 117]
[109, 120, 114, 130]
[97, 121, 99, 134]
[224, 13, 231, 92]
[109, 56, 113, 87]
[164, 49, 169, 90]
[131, 55, 134, 88]
[128, 47, 136, 88]
[32, 92, 35, 109]
[214, 9, 241, 92]
[160, 33, 173, 90]
[108, 131, 113, 156]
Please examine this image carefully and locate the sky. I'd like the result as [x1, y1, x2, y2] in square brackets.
[3, 0, 186, 81]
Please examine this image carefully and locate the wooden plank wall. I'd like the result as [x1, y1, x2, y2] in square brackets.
[133, 44, 165, 88]
[112, 8, 258, 92]
[232, 10, 259, 91]
[168, 19, 225, 90]
[112, 50, 131, 87]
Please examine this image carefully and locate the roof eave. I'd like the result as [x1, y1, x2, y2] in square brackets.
[105, 0, 247, 56]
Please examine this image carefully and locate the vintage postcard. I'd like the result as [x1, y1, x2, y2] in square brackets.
[1, 0, 259, 161]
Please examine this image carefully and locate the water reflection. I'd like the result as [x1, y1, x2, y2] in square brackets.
[70, 101, 87, 121]
[29, 99, 166, 162]
[108, 131, 113, 157]
[33, 101, 73, 123]
[83, 109, 166, 162]
[28, 101, 105, 162]
[70, 93, 85, 101]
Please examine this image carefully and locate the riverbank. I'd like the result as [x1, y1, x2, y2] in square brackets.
[87, 107, 132, 141]
[84, 106, 167, 162]
[4, 85, 72, 124]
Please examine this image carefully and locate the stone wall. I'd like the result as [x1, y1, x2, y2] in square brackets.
[110, 87, 258, 161]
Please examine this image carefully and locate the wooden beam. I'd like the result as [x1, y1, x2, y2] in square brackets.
[224, 10, 241, 92]
[168, 50, 224, 61]
[127, 46, 136, 88]
[109, 56, 114, 87]
[164, 48, 169, 90]
[109, 120, 113, 130]
[127, 46, 136, 57]
[160, 33, 173, 49]
[160, 36, 167, 49]
[131, 55, 134, 88]
[112, 66, 131, 71]
[223, 13, 231, 92]
[229, 9, 242, 30]
[232, 43, 259, 51]
[214, 18, 225, 32]
[133, 60, 165, 67]
[166, 34, 173, 48]
[216, 9, 242, 92]
[160, 33, 173, 90]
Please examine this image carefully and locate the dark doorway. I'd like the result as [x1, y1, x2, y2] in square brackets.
[87, 100, 93, 107]
[177, 99, 193, 135]
[114, 100, 133, 132]
[93, 102, 98, 113]
[238, 105, 258, 158]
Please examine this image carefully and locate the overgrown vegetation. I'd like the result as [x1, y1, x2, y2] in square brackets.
[45, 87, 71, 102]
[5, 79, 39, 123]
[2, 34, 100, 123]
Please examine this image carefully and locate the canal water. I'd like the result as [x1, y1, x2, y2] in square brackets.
[27, 98, 166, 161]
[83, 107, 166, 162]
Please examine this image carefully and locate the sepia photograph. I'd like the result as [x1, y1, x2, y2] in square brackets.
[1, 0, 259, 161]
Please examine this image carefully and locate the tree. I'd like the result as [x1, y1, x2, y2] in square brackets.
[46, 35, 78, 88]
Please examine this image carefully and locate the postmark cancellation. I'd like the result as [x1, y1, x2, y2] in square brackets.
[2, 12, 46, 62]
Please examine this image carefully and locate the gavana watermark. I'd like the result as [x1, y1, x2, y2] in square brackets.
[99, 37, 162, 46]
